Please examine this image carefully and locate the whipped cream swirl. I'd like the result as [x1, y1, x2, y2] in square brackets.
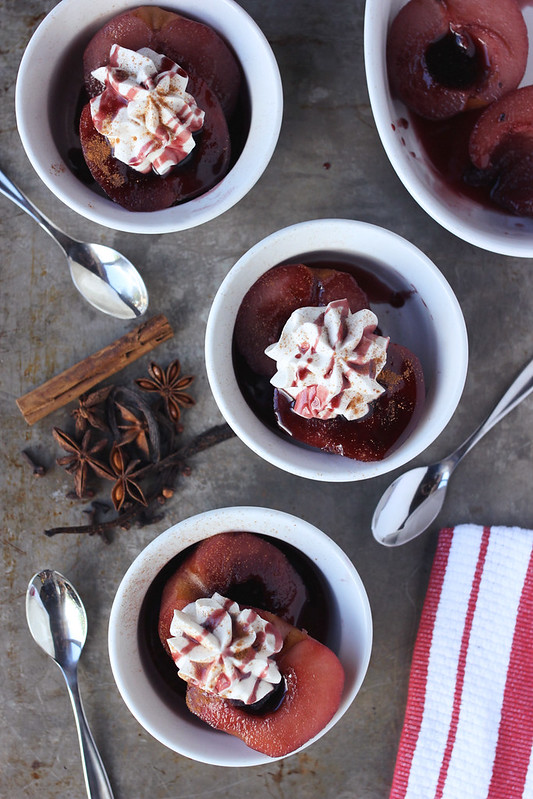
[90, 44, 205, 175]
[266, 298, 389, 420]
[167, 592, 283, 705]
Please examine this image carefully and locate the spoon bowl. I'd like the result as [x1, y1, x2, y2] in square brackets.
[26, 569, 114, 798]
[372, 355, 533, 546]
[27, 568, 87, 664]
[372, 462, 453, 546]
[0, 168, 148, 319]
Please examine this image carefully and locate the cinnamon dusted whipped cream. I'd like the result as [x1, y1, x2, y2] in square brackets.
[90, 44, 205, 175]
[266, 299, 389, 421]
[167, 592, 283, 705]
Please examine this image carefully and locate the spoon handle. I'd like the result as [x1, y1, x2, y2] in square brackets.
[450, 355, 533, 465]
[63, 668, 114, 799]
[0, 167, 71, 252]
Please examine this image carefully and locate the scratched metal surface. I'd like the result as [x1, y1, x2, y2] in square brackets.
[1, 1, 532, 797]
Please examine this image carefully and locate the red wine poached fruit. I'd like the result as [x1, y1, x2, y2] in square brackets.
[233, 261, 426, 462]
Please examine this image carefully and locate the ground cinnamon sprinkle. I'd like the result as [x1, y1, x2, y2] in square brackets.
[380, 367, 402, 390]
[84, 134, 126, 188]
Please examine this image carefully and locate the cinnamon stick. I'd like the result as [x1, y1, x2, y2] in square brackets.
[17, 314, 174, 425]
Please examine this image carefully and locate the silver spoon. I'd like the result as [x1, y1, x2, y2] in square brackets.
[26, 569, 114, 799]
[0, 168, 148, 319]
[372, 354, 533, 547]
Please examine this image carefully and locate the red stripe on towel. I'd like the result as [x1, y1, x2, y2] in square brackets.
[390, 528, 454, 799]
[487, 547, 533, 799]
[434, 526, 491, 798]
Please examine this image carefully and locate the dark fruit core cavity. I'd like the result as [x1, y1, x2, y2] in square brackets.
[230, 676, 287, 716]
[425, 27, 487, 89]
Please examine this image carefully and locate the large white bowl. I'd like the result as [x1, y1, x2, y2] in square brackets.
[15, 0, 282, 234]
[205, 218, 468, 482]
[364, 0, 533, 257]
[108, 506, 372, 766]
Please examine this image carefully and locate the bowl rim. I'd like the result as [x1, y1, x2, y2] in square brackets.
[364, 0, 533, 258]
[205, 217, 469, 482]
[15, 0, 282, 234]
[108, 505, 373, 766]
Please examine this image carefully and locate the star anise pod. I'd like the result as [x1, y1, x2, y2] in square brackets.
[115, 402, 150, 458]
[106, 444, 147, 511]
[71, 386, 112, 434]
[53, 427, 113, 498]
[135, 359, 195, 429]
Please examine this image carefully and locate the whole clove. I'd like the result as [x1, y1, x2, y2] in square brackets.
[21, 449, 46, 477]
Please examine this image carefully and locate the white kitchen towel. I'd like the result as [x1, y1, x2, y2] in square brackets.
[390, 525, 533, 799]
